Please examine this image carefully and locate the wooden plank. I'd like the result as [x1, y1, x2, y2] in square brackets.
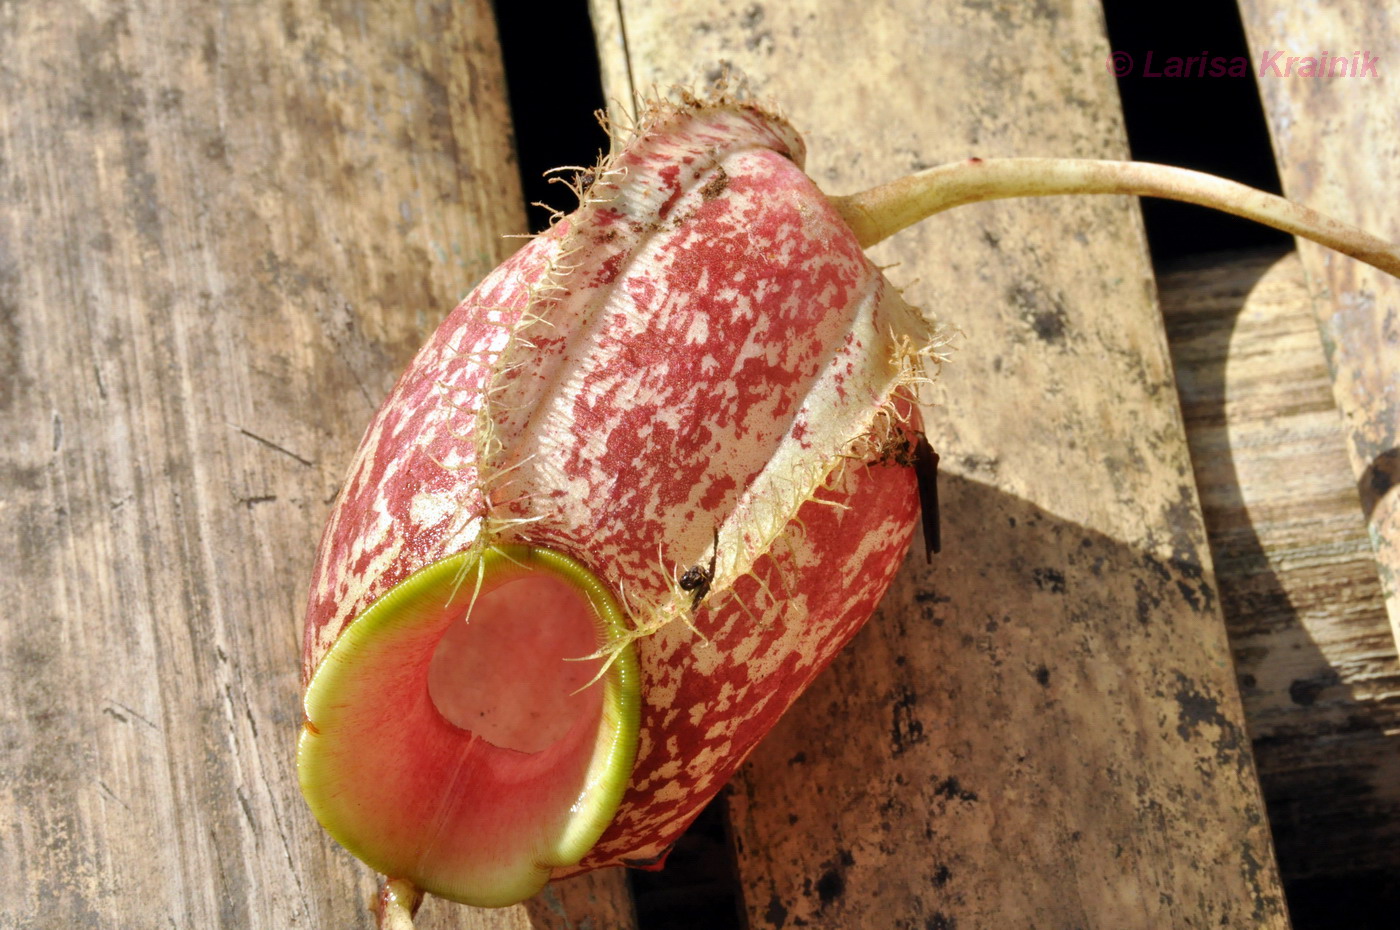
[590, 0, 1288, 926]
[0, 1, 635, 927]
[1159, 249, 1400, 888]
[1236, 1, 1400, 651]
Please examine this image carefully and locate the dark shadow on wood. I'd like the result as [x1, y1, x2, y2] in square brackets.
[1359, 448, 1399, 522]
[491, 0, 612, 234]
[1159, 248, 1400, 930]
[728, 465, 1284, 927]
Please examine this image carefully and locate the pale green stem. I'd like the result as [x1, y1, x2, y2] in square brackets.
[831, 157, 1400, 278]
[375, 878, 422, 930]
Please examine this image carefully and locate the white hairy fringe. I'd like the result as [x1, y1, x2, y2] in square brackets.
[436, 84, 953, 669]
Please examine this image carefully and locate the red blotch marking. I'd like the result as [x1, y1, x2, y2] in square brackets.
[596, 252, 626, 287]
[697, 473, 737, 512]
[655, 164, 684, 220]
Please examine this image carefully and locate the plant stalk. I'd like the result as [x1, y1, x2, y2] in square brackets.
[375, 878, 423, 930]
[831, 157, 1400, 278]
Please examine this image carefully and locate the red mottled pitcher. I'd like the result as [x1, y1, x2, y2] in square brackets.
[298, 97, 938, 909]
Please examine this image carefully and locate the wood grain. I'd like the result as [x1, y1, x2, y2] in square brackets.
[1236, 0, 1400, 653]
[590, 0, 1288, 926]
[0, 1, 633, 927]
[1159, 249, 1400, 887]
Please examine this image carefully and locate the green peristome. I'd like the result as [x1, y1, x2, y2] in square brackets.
[298, 544, 641, 907]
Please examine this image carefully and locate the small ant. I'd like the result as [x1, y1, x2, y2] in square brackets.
[679, 528, 719, 611]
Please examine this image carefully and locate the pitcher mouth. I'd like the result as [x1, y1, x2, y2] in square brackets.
[298, 544, 640, 907]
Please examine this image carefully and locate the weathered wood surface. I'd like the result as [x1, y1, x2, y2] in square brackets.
[591, 1, 1288, 927]
[1237, 0, 1400, 653]
[0, 2, 635, 927]
[1160, 250, 1400, 887]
